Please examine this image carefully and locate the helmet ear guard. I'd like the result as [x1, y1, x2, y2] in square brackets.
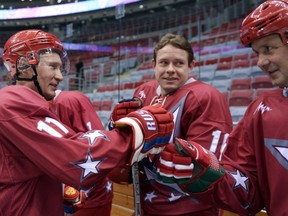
[17, 56, 31, 73]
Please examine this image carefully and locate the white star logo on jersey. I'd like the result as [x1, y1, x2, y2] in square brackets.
[168, 192, 181, 202]
[79, 130, 109, 145]
[144, 191, 157, 202]
[74, 152, 104, 181]
[229, 170, 249, 191]
[275, 146, 288, 160]
[265, 138, 288, 169]
[106, 180, 112, 192]
[139, 90, 146, 100]
[80, 186, 94, 198]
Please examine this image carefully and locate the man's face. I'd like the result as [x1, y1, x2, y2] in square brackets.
[34, 52, 64, 100]
[252, 34, 288, 88]
[153, 44, 194, 96]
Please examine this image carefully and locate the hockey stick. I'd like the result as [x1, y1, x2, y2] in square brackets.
[132, 162, 142, 216]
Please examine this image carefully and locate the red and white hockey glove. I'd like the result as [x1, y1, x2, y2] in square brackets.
[63, 185, 86, 213]
[157, 138, 224, 193]
[108, 98, 142, 130]
[115, 104, 174, 165]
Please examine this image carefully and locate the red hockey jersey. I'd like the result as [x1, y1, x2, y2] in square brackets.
[133, 79, 233, 215]
[194, 88, 288, 215]
[50, 90, 103, 132]
[0, 85, 132, 216]
[50, 90, 113, 209]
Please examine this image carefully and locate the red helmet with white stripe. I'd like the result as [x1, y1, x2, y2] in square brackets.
[240, 0, 288, 46]
[2, 29, 69, 81]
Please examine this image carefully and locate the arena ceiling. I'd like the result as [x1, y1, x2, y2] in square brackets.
[0, 0, 194, 28]
[1, 0, 88, 9]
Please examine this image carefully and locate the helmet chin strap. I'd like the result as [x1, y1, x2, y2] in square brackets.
[16, 65, 45, 98]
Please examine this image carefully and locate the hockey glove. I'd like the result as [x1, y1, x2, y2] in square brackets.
[115, 104, 174, 165]
[157, 138, 224, 193]
[108, 98, 142, 130]
[63, 185, 86, 213]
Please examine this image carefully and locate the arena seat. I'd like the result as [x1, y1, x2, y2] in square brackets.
[211, 79, 232, 92]
[229, 106, 247, 124]
[230, 77, 252, 90]
[101, 100, 114, 111]
[229, 89, 255, 106]
[198, 71, 215, 82]
[250, 66, 265, 77]
[251, 76, 273, 89]
[92, 101, 102, 111]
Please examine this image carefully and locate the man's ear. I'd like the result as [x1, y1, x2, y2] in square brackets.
[152, 59, 156, 68]
[189, 59, 196, 69]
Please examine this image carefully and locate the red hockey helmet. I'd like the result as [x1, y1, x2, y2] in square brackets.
[240, 0, 288, 47]
[2, 29, 69, 80]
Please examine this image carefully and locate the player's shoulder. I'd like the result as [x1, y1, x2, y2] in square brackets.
[56, 90, 89, 104]
[138, 80, 158, 89]
[1, 85, 46, 104]
[0, 85, 49, 119]
[59, 90, 86, 98]
[134, 80, 158, 95]
[255, 88, 281, 99]
[183, 79, 222, 97]
[248, 88, 282, 109]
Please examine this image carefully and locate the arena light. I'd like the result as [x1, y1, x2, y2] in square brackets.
[0, 0, 141, 20]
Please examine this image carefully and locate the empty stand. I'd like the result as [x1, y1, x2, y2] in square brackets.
[219, 56, 233, 64]
[251, 76, 273, 89]
[198, 71, 215, 82]
[122, 89, 135, 98]
[214, 69, 233, 80]
[101, 100, 114, 111]
[123, 82, 134, 89]
[92, 100, 114, 111]
[198, 64, 218, 72]
[229, 89, 255, 106]
[233, 60, 250, 69]
[232, 67, 252, 78]
[212, 79, 232, 92]
[97, 86, 108, 92]
[205, 58, 219, 65]
[97, 110, 112, 128]
[250, 65, 265, 77]
[231, 77, 252, 90]
[230, 106, 247, 125]
[233, 53, 249, 62]
[102, 90, 114, 100]
[93, 92, 103, 101]
[92, 101, 102, 111]
[142, 73, 155, 82]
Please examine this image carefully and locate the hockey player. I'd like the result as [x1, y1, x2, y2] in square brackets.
[109, 33, 233, 216]
[50, 90, 113, 216]
[0, 29, 174, 216]
[156, 1, 288, 215]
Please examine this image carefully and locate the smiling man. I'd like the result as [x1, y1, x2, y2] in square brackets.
[109, 33, 233, 216]
[154, 1, 288, 215]
[3, 30, 69, 100]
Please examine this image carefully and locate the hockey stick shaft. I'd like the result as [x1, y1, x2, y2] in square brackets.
[132, 162, 142, 216]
